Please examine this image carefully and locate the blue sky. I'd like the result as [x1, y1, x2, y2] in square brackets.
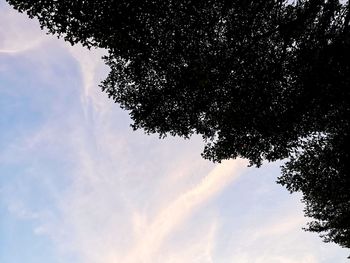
[0, 2, 349, 262]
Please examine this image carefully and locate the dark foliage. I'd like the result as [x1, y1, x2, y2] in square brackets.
[7, 0, 350, 250]
[279, 131, 350, 249]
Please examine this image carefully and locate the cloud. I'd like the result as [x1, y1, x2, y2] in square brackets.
[0, 3, 49, 54]
[66, 44, 108, 119]
[20, 40, 247, 261]
[123, 159, 247, 263]
[48, 97, 247, 263]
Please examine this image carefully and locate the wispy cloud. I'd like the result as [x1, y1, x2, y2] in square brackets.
[53, 157, 246, 263]
[5, 25, 233, 263]
[123, 160, 247, 263]
[0, 3, 49, 54]
[67, 44, 108, 119]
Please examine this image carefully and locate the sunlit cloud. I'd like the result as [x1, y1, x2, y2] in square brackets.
[0, 4, 49, 54]
[123, 160, 247, 263]
[67, 45, 109, 118]
[53, 158, 245, 263]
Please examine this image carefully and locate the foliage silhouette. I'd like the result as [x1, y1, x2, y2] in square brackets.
[7, 0, 350, 251]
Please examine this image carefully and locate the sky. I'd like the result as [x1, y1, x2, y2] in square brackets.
[0, 2, 349, 263]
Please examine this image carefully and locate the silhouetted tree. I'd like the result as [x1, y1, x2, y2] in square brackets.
[279, 131, 350, 249]
[7, 0, 350, 250]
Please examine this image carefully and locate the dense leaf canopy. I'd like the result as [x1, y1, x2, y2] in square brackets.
[7, 0, 350, 250]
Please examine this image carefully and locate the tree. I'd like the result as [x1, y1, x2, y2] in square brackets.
[279, 131, 350, 249]
[7, 0, 350, 251]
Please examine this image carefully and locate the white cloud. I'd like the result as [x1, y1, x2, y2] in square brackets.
[0, 3, 50, 54]
[122, 160, 247, 263]
[46, 97, 247, 262]
[66, 44, 109, 118]
[10, 40, 246, 261]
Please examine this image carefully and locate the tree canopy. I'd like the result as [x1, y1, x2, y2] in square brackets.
[7, 0, 350, 251]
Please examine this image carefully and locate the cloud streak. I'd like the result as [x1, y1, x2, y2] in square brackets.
[124, 159, 247, 263]
[0, 4, 49, 54]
